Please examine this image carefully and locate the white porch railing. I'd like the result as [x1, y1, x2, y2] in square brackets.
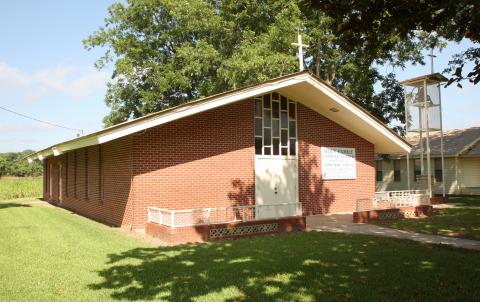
[357, 190, 430, 212]
[148, 202, 302, 228]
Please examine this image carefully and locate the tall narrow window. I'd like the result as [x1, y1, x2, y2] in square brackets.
[254, 93, 296, 156]
[49, 163, 53, 199]
[375, 160, 383, 182]
[434, 158, 443, 182]
[44, 161, 48, 197]
[85, 148, 89, 200]
[74, 151, 77, 198]
[393, 160, 401, 182]
[65, 153, 69, 197]
[99, 145, 104, 202]
[414, 159, 421, 181]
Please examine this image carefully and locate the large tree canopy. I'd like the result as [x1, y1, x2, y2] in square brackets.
[307, 0, 480, 87]
[85, 0, 436, 133]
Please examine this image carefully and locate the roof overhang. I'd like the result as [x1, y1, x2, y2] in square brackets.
[26, 71, 410, 162]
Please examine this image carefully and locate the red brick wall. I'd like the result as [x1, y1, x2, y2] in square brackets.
[129, 100, 255, 228]
[297, 103, 375, 214]
[43, 137, 133, 227]
[42, 96, 376, 230]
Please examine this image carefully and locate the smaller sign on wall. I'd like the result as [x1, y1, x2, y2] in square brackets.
[321, 147, 356, 180]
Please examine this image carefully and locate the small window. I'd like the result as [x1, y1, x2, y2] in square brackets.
[272, 120, 279, 137]
[255, 99, 262, 117]
[99, 145, 104, 202]
[272, 101, 279, 118]
[434, 158, 443, 182]
[85, 148, 89, 200]
[281, 111, 288, 128]
[74, 151, 77, 198]
[255, 118, 262, 136]
[281, 130, 288, 146]
[255, 137, 262, 155]
[376, 160, 383, 182]
[289, 102, 296, 119]
[414, 159, 421, 181]
[65, 153, 69, 197]
[280, 96, 287, 110]
[263, 94, 271, 108]
[393, 160, 401, 182]
[264, 128, 271, 146]
[289, 121, 296, 138]
[273, 138, 280, 155]
[289, 139, 296, 156]
[263, 109, 271, 127]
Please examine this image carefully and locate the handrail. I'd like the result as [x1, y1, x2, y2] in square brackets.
[358, 190, 430, 212]
[148, 202, 302, 228]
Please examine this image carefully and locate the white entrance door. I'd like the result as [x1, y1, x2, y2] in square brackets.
[255, 157, 298, 219]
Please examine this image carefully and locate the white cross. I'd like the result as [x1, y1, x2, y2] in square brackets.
[291, 33, 308, 71]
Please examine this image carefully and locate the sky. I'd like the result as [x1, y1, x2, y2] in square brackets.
[0, 1, 478, 153]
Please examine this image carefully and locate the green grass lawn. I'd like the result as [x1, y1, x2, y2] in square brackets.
[0, 176, 42, 201]
[1, 201, 479, 302]
[377, 196, 480, 241]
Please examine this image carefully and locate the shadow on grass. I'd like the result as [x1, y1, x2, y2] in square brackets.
[0, 203, 31, 210]
[88, 232, 480, 302]
[377, 197, 480, 240]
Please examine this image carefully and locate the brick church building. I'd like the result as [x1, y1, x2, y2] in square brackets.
[28, 71, 410, 243]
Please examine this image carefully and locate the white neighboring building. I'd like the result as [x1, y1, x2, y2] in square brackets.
[376, 127, 480, 195]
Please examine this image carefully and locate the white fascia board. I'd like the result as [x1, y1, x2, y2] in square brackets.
[31, 137, 98, 161]
[305, 77, 411, 153]
[97, 76, 308, 144]
[57, 137, 99, 153]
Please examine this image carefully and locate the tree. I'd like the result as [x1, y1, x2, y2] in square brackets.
[306, 0, 480, 87]
[85, 0, 435, 132]
[0, 157, 7, 178]
[0, 151, 43, 178]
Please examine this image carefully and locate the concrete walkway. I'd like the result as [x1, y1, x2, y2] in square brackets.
[306, 214, 480, 251]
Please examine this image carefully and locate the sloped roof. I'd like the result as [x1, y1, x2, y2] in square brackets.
[406, 127, 480, 157]
[27, 71, 411, 162]
[464, 137, 480, 156]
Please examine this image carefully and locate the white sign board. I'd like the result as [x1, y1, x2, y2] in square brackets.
[321, 147, 356, 180]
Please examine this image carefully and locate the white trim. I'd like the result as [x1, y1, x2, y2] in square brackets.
[28, 72, 410, 160]
[305, 77, 411, 152]
[97, 77, 307, 144]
